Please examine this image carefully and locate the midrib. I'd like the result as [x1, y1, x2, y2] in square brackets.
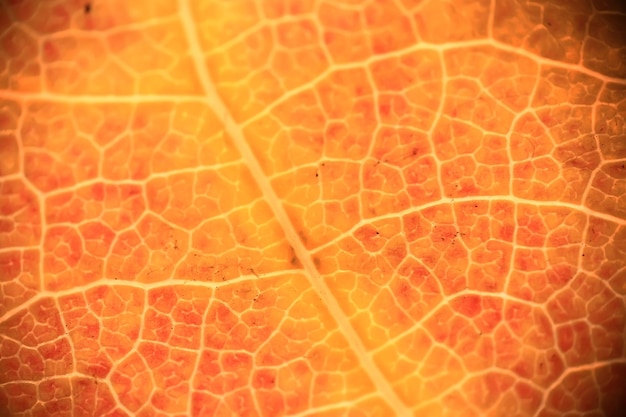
[177, 0, 414, 415]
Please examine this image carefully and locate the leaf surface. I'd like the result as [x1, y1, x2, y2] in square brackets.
[1, 1, 625, 416]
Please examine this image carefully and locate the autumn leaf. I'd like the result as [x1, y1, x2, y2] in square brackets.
[1, 0, 625, 416]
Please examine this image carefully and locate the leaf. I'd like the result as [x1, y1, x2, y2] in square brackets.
[1, 1, 625, 416]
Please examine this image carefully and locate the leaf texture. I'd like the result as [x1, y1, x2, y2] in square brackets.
[0, 1, 625, 416]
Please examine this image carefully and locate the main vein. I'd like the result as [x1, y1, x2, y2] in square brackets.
[177, 0, 413, 415]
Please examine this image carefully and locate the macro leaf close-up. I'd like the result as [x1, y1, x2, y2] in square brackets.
[1, 0, 625, 416]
